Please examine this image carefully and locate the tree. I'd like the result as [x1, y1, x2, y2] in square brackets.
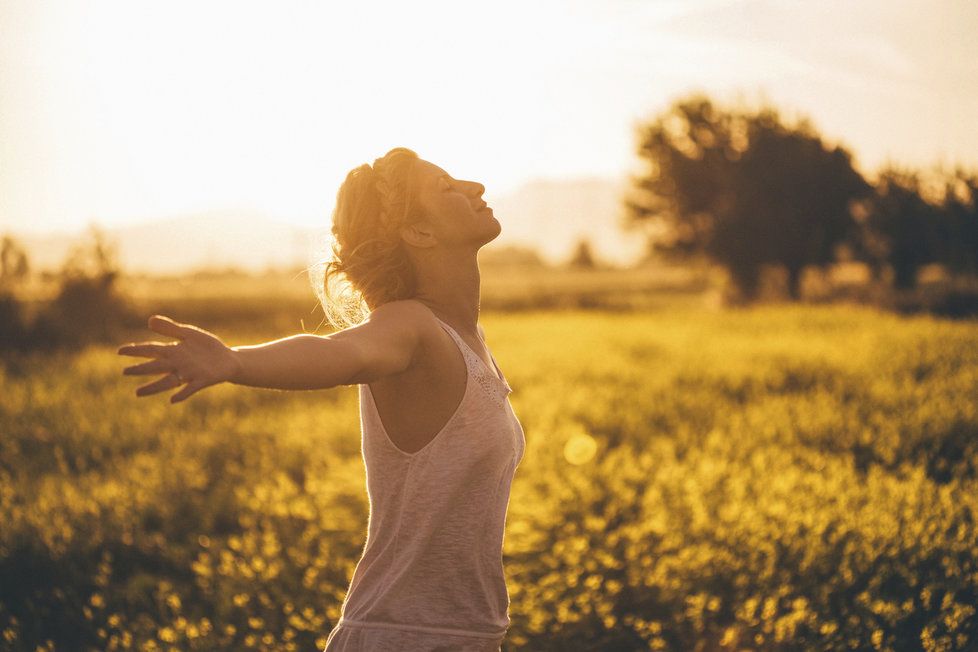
[935, 166, 978, 277]
[0, 235, 30, 350]
[729, 111, 873, 298]
[854, 166, 944, 290]
[0, 235, 30, 288]
[624, 93, 739, 262]
[624, 93, 873, 300]
[31, 224, 138, 348]
[567, 238, 597, 269]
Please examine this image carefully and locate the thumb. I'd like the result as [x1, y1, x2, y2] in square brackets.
[149, 315, 189, 340]
[170, 379, 207, 404]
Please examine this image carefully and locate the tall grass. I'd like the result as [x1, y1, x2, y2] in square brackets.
[2, 301, 976, 650]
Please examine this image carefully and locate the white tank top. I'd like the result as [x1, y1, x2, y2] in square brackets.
[329, 314, 526, 644]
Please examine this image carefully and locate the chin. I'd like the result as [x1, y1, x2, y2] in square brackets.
[487, 219, 502, 239]
[477, 225, 501, 248]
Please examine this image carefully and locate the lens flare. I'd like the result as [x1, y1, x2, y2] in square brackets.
[564, 430, 598, 465]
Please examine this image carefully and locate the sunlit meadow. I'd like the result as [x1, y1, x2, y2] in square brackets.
[2, 296, 977, 651]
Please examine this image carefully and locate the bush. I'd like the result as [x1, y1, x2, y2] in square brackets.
[0, 226, 139, 353]
[30, 274, 140, 349]
[0, 293, 28, 350]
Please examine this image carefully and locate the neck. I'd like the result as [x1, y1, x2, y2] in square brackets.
[412, 251, 482, 333]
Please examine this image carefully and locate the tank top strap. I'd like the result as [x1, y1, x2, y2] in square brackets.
[431, 316, 513, 405]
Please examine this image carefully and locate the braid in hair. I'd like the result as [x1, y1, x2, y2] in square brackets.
[311, 147, 422, 330]
[370, 155, 410, 236]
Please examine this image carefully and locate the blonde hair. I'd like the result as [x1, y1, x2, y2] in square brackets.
[310, 147, 423, 331]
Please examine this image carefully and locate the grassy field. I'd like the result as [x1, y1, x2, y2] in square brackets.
[2, 296, 977, 650]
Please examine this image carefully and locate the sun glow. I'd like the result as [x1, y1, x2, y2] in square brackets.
[1, 0, 586, 231]
[2, 0, 976, 236]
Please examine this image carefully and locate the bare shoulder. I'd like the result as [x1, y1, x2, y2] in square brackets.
[367, 299, 440, 336]
[328, 299, 439, 383]
[362, 299, 444, 356]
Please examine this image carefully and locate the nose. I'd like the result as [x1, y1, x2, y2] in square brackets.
[466, 180, 485, 196]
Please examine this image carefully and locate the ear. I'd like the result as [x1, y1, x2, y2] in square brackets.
[399, 221, 437, 249]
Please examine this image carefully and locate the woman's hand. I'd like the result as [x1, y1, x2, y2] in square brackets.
[118, 315, 242, 403]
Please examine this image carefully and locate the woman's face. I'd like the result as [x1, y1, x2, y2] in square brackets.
[408, 158, 499, 249]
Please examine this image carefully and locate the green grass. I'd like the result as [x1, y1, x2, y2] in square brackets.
[2, 300, 977, 650]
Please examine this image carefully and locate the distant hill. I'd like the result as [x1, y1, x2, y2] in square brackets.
[489, 176, 646, 267]
[12, 177, 647, 274]
[17, 210, 323, 275]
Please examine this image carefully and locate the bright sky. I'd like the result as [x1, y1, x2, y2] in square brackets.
[2, 0, 976, 234]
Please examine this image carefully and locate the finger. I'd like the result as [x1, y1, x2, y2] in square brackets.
[171, 379, 207, 404]
[123, 359, 173, 376]
[136, 373, 183, 397]
[118, 342, 174, 358]
[148, 315, 190, 340]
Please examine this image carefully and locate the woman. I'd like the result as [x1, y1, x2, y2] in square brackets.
[118, 146, 526, 651]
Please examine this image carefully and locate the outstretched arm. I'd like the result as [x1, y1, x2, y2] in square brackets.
[118, 302, 427, 403]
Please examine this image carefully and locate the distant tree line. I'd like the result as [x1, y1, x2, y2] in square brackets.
[624, 92, 978, 303]
[0, 226, 137, 353]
